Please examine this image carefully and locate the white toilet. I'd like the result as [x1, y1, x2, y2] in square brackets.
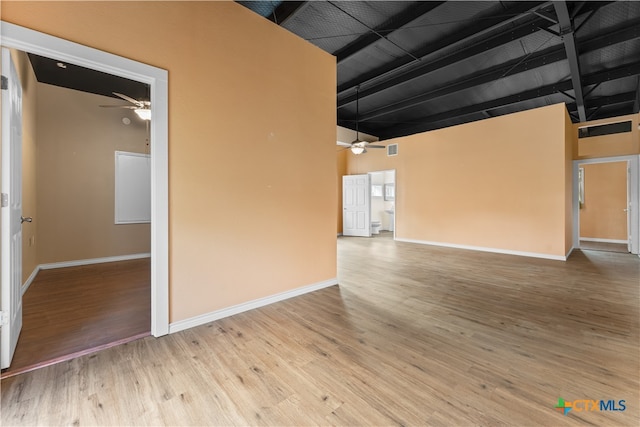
[371, 220, 381, 235]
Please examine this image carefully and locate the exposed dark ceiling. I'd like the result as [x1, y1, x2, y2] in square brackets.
[239, 0, 640, 140]
[24, 2, 640, 141]
[27, 53, 149, 103]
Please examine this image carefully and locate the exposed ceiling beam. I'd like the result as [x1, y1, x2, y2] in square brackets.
[634, 76, 640, 114]
[554, 1, 587, 122]
[336, 1, 549, 101]
[338, 15, 554, 108]
[267, 1, 308, 26]
[335, 1, 445, 65]
[357, 16, 640, 123]
[337, 1, 613, 107]
[568, 91, 637, 113]
[372, 60, 640, 139]
[359, 46, 567, 122]
[578, 17, 640, 52]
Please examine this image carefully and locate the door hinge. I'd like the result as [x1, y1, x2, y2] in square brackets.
[1, 75, 7, 90]
[0, 311, 8, 326]
[1, 193, 7, 207]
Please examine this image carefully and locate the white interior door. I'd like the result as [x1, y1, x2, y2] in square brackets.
[1, 47, 24, 369]
[343, 174, 371, 237]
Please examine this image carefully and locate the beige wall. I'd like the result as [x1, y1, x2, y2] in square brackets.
[345, 103, 572, 258]
[8, 50, 39, 282]
[3, 1, 337, 323]
[579, 161, 628, 240]
[36, 83, 150, 263]
[573, 114, 640, 159]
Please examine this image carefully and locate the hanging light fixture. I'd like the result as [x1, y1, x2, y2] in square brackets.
[351, 144, 365, 155]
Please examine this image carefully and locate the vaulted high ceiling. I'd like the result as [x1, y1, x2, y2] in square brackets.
[238, 1, 640, 140]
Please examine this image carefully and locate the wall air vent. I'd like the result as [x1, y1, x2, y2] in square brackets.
[578, 121, 632, 139]
[387, 143, 398, 156]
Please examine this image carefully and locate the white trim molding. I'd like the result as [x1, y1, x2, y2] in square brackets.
[573, 155, 639, 255]
[395, 238, 569, 261]
[169, 278, 339, 334]
[39, 253, 151, 270]
[1, 21, 169, 337]
[21, 254, 151, 296]
[21, 267, 39, 296]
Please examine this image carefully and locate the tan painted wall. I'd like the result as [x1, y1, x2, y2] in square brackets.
[346, 103, 572, 257]
[3, 1, 337, 322]
[573, 114, 640, 159]
[579, 162, 628, 240]
[36, 83, 150, 263]
[8, 50, 39, 282]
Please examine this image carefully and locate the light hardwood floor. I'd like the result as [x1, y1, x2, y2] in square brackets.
[1, 235, 638, 426]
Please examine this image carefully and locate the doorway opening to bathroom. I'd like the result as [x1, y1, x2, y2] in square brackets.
[369, 170, 395, 238]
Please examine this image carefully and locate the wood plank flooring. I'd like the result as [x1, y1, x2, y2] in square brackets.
[0, 259, 151, 379]
[1, 236, 638, 426]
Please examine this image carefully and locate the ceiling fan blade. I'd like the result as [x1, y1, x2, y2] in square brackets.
[99, 105, 137, 109]
[368, 145, 385, 148]
[337, 141, 351, 147]
[113, 92, 143, 107]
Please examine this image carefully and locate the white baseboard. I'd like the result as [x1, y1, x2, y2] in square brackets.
[579, 237, 628, 244]
[395, 238, 568, 261]
[21, 253, 151, 295]
[21, 266, 40, 296]
[169, 278, 339, 334]
[38, 253, 151, 270]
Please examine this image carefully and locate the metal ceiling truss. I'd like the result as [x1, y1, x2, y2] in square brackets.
[337, 1, 551, 101]
[370, 60, 640, 139]
[634, 76, 640, 114]
[553, 1, 587, 121]
[334, 1, 445, 64]
[267, 1, 307, 26]
[338, 1, 611, 109]
[358, 16, 640, 124]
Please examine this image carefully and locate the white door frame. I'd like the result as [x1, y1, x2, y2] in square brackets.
[572, 155, 639, 255]
[0, 22, 169, 336]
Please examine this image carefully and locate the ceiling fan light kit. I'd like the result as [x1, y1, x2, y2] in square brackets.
[100, 92, 151, 120]
[134, 108, 151, 121]
[350, 144, 365, 155]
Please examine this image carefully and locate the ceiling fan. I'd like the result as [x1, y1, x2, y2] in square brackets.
[338, 85, 385, 155]
[100, 92, 151, 120]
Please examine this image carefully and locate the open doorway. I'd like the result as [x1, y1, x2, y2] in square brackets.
[1, 49, 151, 378]
[369, 170, 395, 238]
[1, 22, 169, 375]
[573, 155, 640, 255]
[578, 161, 629, 253]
